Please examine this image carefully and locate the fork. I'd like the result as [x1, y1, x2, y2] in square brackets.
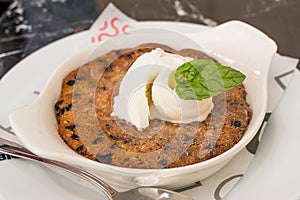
[0, 137, 193, 200]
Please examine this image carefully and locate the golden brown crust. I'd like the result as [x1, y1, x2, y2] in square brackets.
[55, 43, 252, 169]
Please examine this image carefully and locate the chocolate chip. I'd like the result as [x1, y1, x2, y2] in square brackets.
[159, 137, 167, 140]
[96, 153, 112, 164]
[104, 65, 113, 72]
[105, 124, 111, 130]
[93, 137, 103, 144]
[229, 100, 239, 106]
[206, 143, 216, 150]
[123, 139, 131, 144]
[109, 135, 120, 141]
[88, 98, 94, 104]
[137, 49, 144, 53]
[65, 124, 75, 131]
[64, 104, 72, 111]
[125, 53, 133, 60]
[54, 100, 63, 111]
[158, 159, 168, 166]
[110, 144, 117, 149]
[101, 86, 108, 91]
[231, 120, 241, 127]
[163, 146, 171, 151]
[59, 108, 65, 115]
[76, 145, 84, 153]
[71, 134, 79, 140]
[66, 80, 75, 86]
[56, 104, 72, 116]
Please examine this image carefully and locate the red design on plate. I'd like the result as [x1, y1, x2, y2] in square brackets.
[98, 21, 108, 31]
[91, 17, 132, 43]
[121, 24, 131, 34]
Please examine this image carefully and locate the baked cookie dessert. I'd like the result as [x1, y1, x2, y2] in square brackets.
[54, 43, 252, 169]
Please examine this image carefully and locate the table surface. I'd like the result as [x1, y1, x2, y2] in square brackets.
[0, 0, 299, 79]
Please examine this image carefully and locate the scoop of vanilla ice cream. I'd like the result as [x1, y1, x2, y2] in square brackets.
[129, 48, 192, 71]
[112, 48, 214, 130]
[151, 67, 213, 123]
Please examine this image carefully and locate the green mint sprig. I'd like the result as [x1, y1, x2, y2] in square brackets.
[175, 60, 246, 100]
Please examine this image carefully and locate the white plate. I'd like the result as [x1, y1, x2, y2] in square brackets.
[0, 21, 299, 200]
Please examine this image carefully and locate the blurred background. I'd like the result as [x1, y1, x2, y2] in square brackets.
[0, 0, 299, 78]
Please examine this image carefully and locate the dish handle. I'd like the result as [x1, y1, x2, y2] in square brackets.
[185, 20, 277, 77]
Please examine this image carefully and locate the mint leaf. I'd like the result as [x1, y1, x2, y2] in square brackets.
[175, 60, 246, 100]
